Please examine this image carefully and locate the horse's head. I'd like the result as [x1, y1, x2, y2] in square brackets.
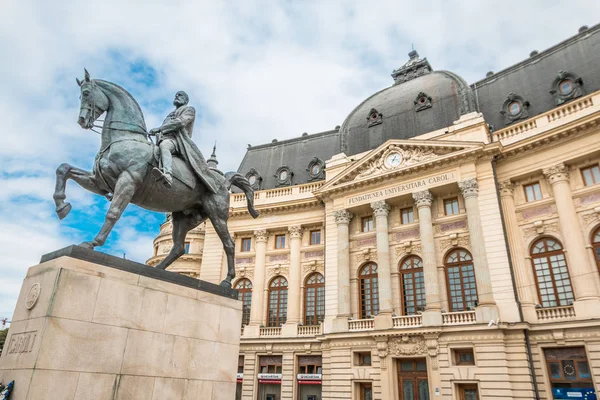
[76, 69, 109, 130]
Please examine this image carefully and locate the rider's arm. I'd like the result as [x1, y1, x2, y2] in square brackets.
[159, 107, 195, 134]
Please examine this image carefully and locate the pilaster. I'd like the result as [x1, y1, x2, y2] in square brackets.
[332, 210, 353, 332]
[371, 200, 393, 318]
[282, 225, 303, 336]
[245, 229, 269, 337]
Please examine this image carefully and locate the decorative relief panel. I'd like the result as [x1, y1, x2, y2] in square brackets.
[388, 336, 428, 356]
[302, 261, 324, 277]
[395, 243, 422, 258]
[439, 235, 470, 250]
[356, 145, 440, 179]
[351, 237, 377, 248]
[303, 250, 324, 259]
[267, 265, 289, 279]
[394, 228, 420, 241]
[522, 221, 561, 240]
[582, 211, 600, 227]
[521, 205, 553, 220]
[579, 192, 600, 206]
[269, 254, 289, 262]
[354, 248, 378, 264]
[436, 219, 467, 233]
[236, 266, 254, 281]
[235, 257, 255, 265]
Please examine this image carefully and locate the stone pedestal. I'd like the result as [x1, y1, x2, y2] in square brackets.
[0, 246, 242, 400]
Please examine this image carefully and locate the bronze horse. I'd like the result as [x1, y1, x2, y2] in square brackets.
[53, 69, 258, 286]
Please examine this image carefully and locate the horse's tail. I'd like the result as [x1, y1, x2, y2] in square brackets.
[226, 172, 259, 219]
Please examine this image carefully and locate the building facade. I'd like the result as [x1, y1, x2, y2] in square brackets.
[149, 25, 600, 400]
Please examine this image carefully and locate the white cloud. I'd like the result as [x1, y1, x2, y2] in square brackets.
[1, 0, 598, 317]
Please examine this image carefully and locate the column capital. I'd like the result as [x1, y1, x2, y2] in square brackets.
[413, 190, 433, 208]
[458, 178, 479, 198]
[498, 180, 514, 198]
[371, 200, 390, 217]
[253, 229, 269, 243]
[543, 163, 570, 185]
[333, 210, 353, 225]
[288, 225, 303, 239]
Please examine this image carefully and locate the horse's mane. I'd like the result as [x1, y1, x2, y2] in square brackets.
[95, 79, 147, 130]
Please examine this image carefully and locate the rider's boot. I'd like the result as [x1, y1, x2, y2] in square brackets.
[163, 171, 173, 188]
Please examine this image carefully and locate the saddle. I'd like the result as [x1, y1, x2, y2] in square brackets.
[151, 146, 196, 189]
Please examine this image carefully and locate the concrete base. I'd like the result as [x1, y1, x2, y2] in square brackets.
[0, 246, 242, 400]
[475, 304, 500, 324]
[421, 309, 443, 327]
[574, 298, 600, 320]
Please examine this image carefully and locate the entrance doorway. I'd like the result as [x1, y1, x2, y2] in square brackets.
[397, 358, 429, 400]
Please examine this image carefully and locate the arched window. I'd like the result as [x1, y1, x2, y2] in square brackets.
[267, 276, 288, 327]
[445, 249, 478, 312]
[234, 279, 252, 326]
[592, 227, 600, 273]
[400, 256, 425, 315]
[359, 263, 379, 319]
[531, 238, 574, 308]
[304, 273, 325, 326]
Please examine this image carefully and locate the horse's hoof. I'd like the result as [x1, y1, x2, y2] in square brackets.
[220, 279, 232, 288]
[56, 203, 72, 220]
[78, 241, 95, 250]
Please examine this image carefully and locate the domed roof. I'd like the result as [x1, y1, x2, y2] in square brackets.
[340, 51, 476, 156]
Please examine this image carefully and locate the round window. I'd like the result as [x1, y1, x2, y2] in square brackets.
[248, 175, 256, 185]
[279, 170, 288, 181]
[311, 164, 320, 175]
[559, 79, 573, 95]
[508, 101, 521, 116]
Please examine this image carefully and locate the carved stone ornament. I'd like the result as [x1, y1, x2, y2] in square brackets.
[543, 163, 570, 185]
[376, 337, 389, 370]
[440, 235, 470, 250]
[500, 92, 530, 125]
[458, 178, 479, 198]
[391, 50, 432, 85]
[550, 70, 584, 105]
[357, 145, 438, 179]
[413, 189, 433, 208]
[333, 210, 353, 225]
[254, 229, 269, 243]
[306, 157, 325, 181]
[414, 92, 432, 112]
[288, 225, 303, 239]
[371, 200, 390, 217]
[267, 265, 289, 279]
[522, 221, 560, 240]
[355, 247, 378, 264]
[366, 108, 383, 127]
[302, 261, 324, 276]
[388, 335, 427, 356]
[274, 166, 293, 187]
[25, 283, 41, 310]
[395, 242, 422, 258]
[245, 168, 262, 190]
[499, 180, 514, 197]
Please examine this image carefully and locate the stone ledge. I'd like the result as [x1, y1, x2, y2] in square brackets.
[40, 246, 237, 299]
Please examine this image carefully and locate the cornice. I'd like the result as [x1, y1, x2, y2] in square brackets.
[230, 198, 322, 218]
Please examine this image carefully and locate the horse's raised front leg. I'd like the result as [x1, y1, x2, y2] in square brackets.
[53, 163, 109, 220]
[155, 211, 204, 270]
[80, 173, 137, 249]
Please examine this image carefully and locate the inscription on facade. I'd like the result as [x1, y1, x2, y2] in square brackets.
[521, 205, 552, 220]
[4, 331, 37, 356]
[304, 250, 324, 259]
[395, 228, 419, 241]
[439, 220, 467, 232]
[346, 172, 456, 206]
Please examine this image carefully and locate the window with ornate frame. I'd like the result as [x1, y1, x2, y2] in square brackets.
[592, 227, 600, 273]
[400, 256, 425, 315]
[400, 207, 414, 224]
[241, 237, 251, 252]
[304, 273, 325, 326]
[310, 230, 321, 245]
[524, 182, 543, 202]
[445, 249, 478, 312]
[457, 384, 479, 400]
[362, 216, 374, 232]
[275, 234, 286, 249]
[581, 165, 600, 187]
[444, 198, 459, 216]
[359, 263, 379, 318]
[235, 279, 252, 326]
[531, 237, 574, 308]
[267, 276, 288, 327]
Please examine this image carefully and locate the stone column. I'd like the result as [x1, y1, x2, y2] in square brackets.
[245, 229, 268, 337]
[333, 210, 353, 319]
[543, 163, 600, 317]
[371, 200, 393, 328]
[458, 178, 499, 322]
[498, 181, 538, 321]
[282, 226, 303, 336]
[413, 190, 442, 326]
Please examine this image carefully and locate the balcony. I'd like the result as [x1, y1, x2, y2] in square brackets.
[392, 315, 422, 328]
[298, 324, 322, 336]
[259, 327, 282, 337]
[536, 305, 576, 322]
[230, 182, 324, 216]
[348, 318, 375, 331]
[442, 311, 476, 325]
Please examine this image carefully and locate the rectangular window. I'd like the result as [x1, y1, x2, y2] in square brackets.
[355, 352, 372, 366]
[400, 207, 414, 224]
[458, 384, 479, 400]
[184, 242, 190, 254]
[582, 165, 600, 186]
[453, 348, 475, 366]
[544, 347, 594, 394]
[524, 182, 542, 202]
[241, 237, 251, 252]
[444, 198, 459, 215]
[275, 234, 286, 249]
[362, 216, 374, 232]
[310, 230, 321, 245]
[359, 383, 373, 400]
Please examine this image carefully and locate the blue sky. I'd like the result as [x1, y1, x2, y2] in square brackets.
[0, 0, 598, 322]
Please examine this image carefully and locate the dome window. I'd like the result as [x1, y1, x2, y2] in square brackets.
[274, 166, 293, 187]
[501, 93, 529, 125]
[306, 157, 325, 181]
[550, 71, 583, 105]
[366, 108, 383, 127]
[414, 92, 432, 112]
[245, 168, 262, 190]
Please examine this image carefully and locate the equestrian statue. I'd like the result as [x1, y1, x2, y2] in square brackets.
[53, 69, 259, 287]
